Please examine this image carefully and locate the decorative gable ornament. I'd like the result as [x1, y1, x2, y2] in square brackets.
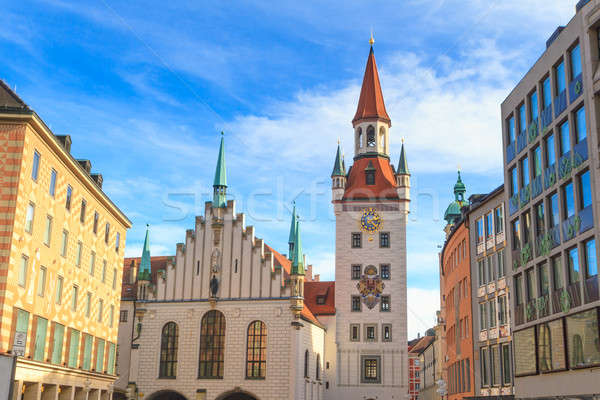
[356, 265, 385, 309]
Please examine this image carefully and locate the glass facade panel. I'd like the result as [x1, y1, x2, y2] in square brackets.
[550, 193, 560, 227]
[542, 76, 552, 108]
[560, 121, 570, 155]
[570, 44, 581, 78]
[533, 146, 542, 177]
[545, 134, 556, 167]
[519, 104, 526, 133]
[556, 60, 566, 93]
[508, 115, 515, 142]
[530, 91, 539, 121]
[568, 247, 580, 284]
[576, 106, 586, 142]
[566, 309, 600, 368]
[563, 182, 574, 218]
[521, 157, 530, 186]
[584, 239, 597, 278]
[33, 317, 48, 361]
[68, 329, 80, 368]
[579, 170, 591, 209]
[514, 327, 536, 376]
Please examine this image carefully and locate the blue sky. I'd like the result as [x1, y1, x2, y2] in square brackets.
[3, 0, 574, 337]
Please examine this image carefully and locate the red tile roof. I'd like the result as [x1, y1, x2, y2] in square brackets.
[408, 335, 435, 355]
[121, 255, 173, 299]
[353, 47, 390, 125]
[304, 281, 335, 315]
[343, 156, 399, 200]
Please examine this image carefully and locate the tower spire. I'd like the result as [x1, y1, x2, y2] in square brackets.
[138, 224, 151, 281]
[397, 140, 409, 175]
[291, 217, 304, 275]
[213, 132, 227, 208]
[331, 142, 346, 177]
[352, 44, 390, 125]
[288, 202, 298, 258]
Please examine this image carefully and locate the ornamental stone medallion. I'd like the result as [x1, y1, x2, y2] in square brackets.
[356, 265, 385, 309]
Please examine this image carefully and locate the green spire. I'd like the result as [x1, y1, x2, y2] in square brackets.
[291, 217, 305, 275]
[331, 143, 345, 177]
[288, 203, 297, 258]
[454, 170, 466, 201]
[444, 170, 468, 225]
[213, 133, 227, 208]
[138, 225, 151, 281]
[398, 142, 409, 175]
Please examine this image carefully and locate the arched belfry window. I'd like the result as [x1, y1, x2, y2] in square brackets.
[198, 310, 226, 378]
[357, 128, 363, 148]
[159, 322, 178, 378]
[246, 321, 267, 379]
[379, 126, 386, 148]
[304, 350, 310, 378]
[316, 354, 321, 380]
[367, 126, 376, 147]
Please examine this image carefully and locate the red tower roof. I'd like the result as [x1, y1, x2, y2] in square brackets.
[352, 47, 391, 125]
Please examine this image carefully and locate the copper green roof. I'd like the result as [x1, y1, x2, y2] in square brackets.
[138, 225, 152, 281]
[444, 170, 468, 224]
[213, 134, 227, 187]
[331, 144, 345, 177]
[288, 203, 297, 244]
[397, 143, 409, 175]
[291, 217, 305, 275]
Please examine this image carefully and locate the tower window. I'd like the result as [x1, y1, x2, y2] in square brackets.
[365, 325, 376, 341]
[381, 264, 390, 280]
[351, 264, 361, 279]
[383, 324, 392, 342]
[357, 127, 363, 149]
[316, 296, 326, 304]
[351, 233, 362, 248]
[350, 324, 360, 341]
[379, 232, 390, 248]
[361, 356, 381, 383]
[367, 126, 376, 147]
[351, 296, 361, 312]
[366, 171, 375, 185]
[381, 295, 391, 312]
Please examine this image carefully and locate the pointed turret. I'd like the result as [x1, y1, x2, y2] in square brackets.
[352, 45, 391, 126]
[397, 141, 409, 175]
[289, 215, 305, 319]
[291, 218, 305, 276]
[331, 142, 347, 201]
[288, 203, 298, 258]
[444, 170, 468, 228]
[331, 143, 346, 177]
[138, 225, 151, 281]
[213, 133, 227, 208]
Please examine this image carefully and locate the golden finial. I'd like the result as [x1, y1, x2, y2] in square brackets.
[337, 137, 340, 145]
[369, 29, 375, 46]
[401, 137, 405, 144]
[457, 164, 461, 172]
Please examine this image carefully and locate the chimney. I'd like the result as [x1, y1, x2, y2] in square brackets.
[55, 135, 72, 153]
[77, 159, 92, 174]
[91, 173, 103, 189]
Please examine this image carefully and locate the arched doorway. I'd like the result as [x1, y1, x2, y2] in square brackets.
[147, 390, 188, 400]
[216, 390, 258, 400]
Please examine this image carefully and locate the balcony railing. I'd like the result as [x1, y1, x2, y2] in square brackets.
[541, 107, 553, 132]
[567, 281, 582, 309]
[554, 90, 567, 118]
[584, 275, 599, 303]
[515, 303, 525, 325]
[536, 294, 550, 318]
[526, 299, 537, 322]
[506, 141, 516, 164]
[531, 175, 543, 199]
[562, 214, 581, 242]
[544, 164, 557, 190]
[551, 289, 569, 314]
[517, 128, 528, 154]
[568, 73, 583, 103]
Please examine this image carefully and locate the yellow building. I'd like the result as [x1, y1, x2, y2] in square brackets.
[0, 81, 131, 400]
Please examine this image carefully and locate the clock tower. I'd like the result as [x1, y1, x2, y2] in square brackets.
[329, 39, 410, 399]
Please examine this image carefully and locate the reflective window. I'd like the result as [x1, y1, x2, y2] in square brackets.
[32, 150, 40, 181]
[552, 255, 564, 290]
[570, 43, 581, 79]
[495, 207, 504, 234]
[507, 115, 515, 142]
[246, 321, 267, 379]
[568, 247, 580, 284]
[550, 193, 560, 227]
[519, 104, 526, 133]
[521, 157, 530, 186]
[575, 106, 586, 143]
[555, 60, 566, 93]
[584, 239, 597, 278]
[563, 182, 575, 218]
[542, 76, 552, 109]
[566, 309, 600, 368]
[198, 310, 226, 378]
[530, 91, 539, 121]
[510, 167, 518, 196]
[545, 133, 556, 167]
[49, 169, 57, 197]
[560, 121, 570, 155]
[579, 170, 591, 209]
[533, 146, 542, 177]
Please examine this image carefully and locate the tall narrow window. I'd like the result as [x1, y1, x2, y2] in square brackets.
[90, 251, 96, 276]
[518, 104, 526, 133]
[67, 329, 80, 368]
[76, 241, 82, 267]
[66, 185, 72, 211]
[112, 268, 117, 290]
[95, 338, 105, 372]
[535, 203, 545, 236]
[109, 305, 114, 327]
[575, 106, 586, 143]
[105, 223, 110, 244]
[71, 286, 78, 311]
[545, 133, 556, 167]
[33, 316, 48, 361]
[563, 182, 575, 218]
[49, 169, 57, 197]
[44, 215, 52, 246]
[198, 310, 225, 378]
[570, 43, 581, 79]
[38, 266, 47, 297]
[32, 150, 40, 181]
[93, 212, 99, 234]
[521, 156, 530, 187]
[552, 255, 564, 291]
[507, 115, 515, 142]
[82, 334, 93, 370]
[25, 202, 35, 233]
[246, 321, 267, 379]
[568, 247, 580, 284]
[501, 344, 512, 385]
[495, 207, 504, 234]
[304, 350, 310, 378]
[80, 199, 87, 223]
[102, 261, 107, 283]
[555, 60, 566, 94]
[559, 121, 570, 156]
[51, 322, 64, 365]
[18, 255, 28, 287]
[549, 193, 560, 227]
[533, 146, 542, 177]
[367, 126, 375, 147]
[85, 292, 91, 317]
[159, 322, 178, 378]
[578, 170, 591, 209]
[510, 167, 518, 196]
[379, 232, 390, 248]
[97, 299, 103, 323]
[529, 90, 539, 122]
[584, 239, 597, 279]
[380, 295, 390, 312]
[316, 354, 321, 380]
[116, 232, 120, 253]
[13, 309, 29, 357]
[542, 76, 551, 110]
[55, 275, 63, 304]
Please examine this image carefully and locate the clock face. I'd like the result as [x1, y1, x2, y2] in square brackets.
[360, 207, 382, 233]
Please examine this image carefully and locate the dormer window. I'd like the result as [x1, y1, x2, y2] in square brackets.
[365, 161, 376, 185]
[316, 296, 325, 305]
[367, 126, 376, 147]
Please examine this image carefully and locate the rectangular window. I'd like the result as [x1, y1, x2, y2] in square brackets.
[116, 232, 120, 253]
[351, 232, 361, 248]
[530, 90, 539, 121]
[80, 199, 86, 223]
[466, 358, 471, 391]
[76, 241, 82, 267]
[525, 267, 536, 301]
[480, 347, 489, 387]
[33, 316, 48, 361]
[107, 342, 116, 375]
[515, 274, 523, 306]
[381, 264, 390, 280]
[542, 76, 552, 109]
[61, 230, 68, 257]
[51, 322, 64, 365]
[545, 133, 556, 167]
[538, 319, 567, 372]
[535, 202, 545, 236]
[89, 251, 95, 276]
[55, 275, 63, 304]
[65, 185, 72, 211]
[485, 213, 493, 238]
[44, 215, 52, 246]
[86, 292, 92, 318]
[494, 207, 504, 233]
[476, 218, 484, 243]
[382, 324, 392, 342]
[568, 247, 580, 284]
[550, 192, 560, 227]
[96, 338, 105, 372]
[82, 334, 93, 370]
[491, 345, 501, 386]
[563, 182, 575, 218]
[109, 304, 114, 327]
[379, 232, 389, 248]
[507, 115, 515, 142]
[350, 324, 360, 341]
[105, 223, 110, 244]
[351, 296, 361, 312]
[38, 266, 47, 297]
[480, 303, 487, 330]
[498, 295, 507, 326]
[71, 286, 78, 311]
[120, 310, 128, 323]
[519, 104, 526, 133]
[98, 299, 103, 323]
[511, 219, 520, 249]
[25, 202, 35, 233]
[18, 255, 28, 287]
[478, 260, 486, 286]
[68, 329, 80, 368]
[538, 262, 549, 296]
[552, 255, 564, 290]
[489, 299, 497, 328]
[49, 169, 57, 197]
[487, 255, 495, 282]
[501, 344, 512, 385]
[575, 106, 586, 143]
[32, 150, 40, 181]
[362, 356, 380, 383]
[584, 238, 597, 278]
[523, 212, 531, 244]
[570, 43, 581, 79]
[365, 325, 376, 342]
[578, 170, 591, 209]
[101, 260, 107, 283]
[13, 309, 29, 356]
[521, 156, 530, 187]
[93, 212, 99, 234]
[533, 145, 542, 177]
[559, 120, 570, 156]
[351, 264, 361, 279]
[380, 295, 390, 312]
[112, 268, 118, 290]
[555, 60, 566, 93]
[510, 167, 518, 196]
[497, 249, 505, 278]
